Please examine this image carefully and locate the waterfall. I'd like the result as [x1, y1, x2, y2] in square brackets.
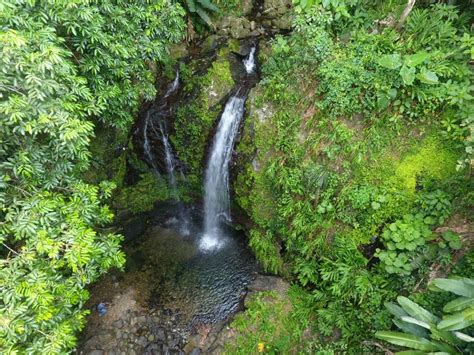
[142, 70, 190, 235]
[200, 48, 256, 251]
[143, 70, 180, 171]
[243, 47, 256, 74]
[143, 113, 159, 172]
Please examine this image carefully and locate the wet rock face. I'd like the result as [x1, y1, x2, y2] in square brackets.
[215, 0, 293, 39]
[80, 307, 189, 355]
[217, 16, 263, 39]
[263, 0, 292, 17]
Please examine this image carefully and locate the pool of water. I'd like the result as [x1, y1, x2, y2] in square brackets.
[125, 215, 258, 332]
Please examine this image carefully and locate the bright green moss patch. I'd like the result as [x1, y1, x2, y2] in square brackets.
[392, 135, 458, 192]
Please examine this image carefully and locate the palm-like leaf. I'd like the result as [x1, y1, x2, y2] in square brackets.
[197, 0, 219, 12]
[375, 331, 439, 351]
[397, 296, 439, 324]
[431, 279, 474, 298]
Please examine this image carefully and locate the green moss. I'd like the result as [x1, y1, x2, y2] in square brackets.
[227, 38, 240, 54]
[226, 287, 313, 354]
[114, 172, 171, 213]
[392, 135, 458, 192]
[172, 46, 235, 187]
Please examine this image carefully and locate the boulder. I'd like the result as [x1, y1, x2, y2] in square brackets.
[241, 0, 254, 15]
[169, 42, 188, 60]
[272, 14, 293, 30]
[248, 275, 290, 294]
[263, 0, 292, 17]
[202, 34, 220, 53]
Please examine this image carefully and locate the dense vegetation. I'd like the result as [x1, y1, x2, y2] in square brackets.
[1, 0, 472, 353]
[228, 0, 473, 353]
[0, 1, 185, 352]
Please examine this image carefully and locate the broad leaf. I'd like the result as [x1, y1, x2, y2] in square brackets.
[393, 318, 428, 338]
[400, 65, 416, 85]
[197, 0, 219, 12]
[443, 297, 474, 313]
[417, 69, 439, 85]
[431, 278, 474, 298]
[395, 352, 448, 355]
[378, 54, 402, 70]
[186, 0, 197, 12]
[196, 8, 214, 27]
[375, 331, 438, 351]
[454, 331, 474, 342]
[397, 296, 439, 324]
[386, 301, 408, 318]
[437, 311, 473, 331]
[400, 316, 431, 329]
[404, 52, 430, 67]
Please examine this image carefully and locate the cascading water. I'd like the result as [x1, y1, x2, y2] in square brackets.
[200, 47, 257, 251]
[243, 47, 256, 74]
[142, 70, 190, 235]
[158, 120, 191, 235]
[143, 70, 180, 171]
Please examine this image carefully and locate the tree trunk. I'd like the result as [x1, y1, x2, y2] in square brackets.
[397, 0, 416, 30]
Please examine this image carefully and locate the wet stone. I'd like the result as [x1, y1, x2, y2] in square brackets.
[137, 336, 148, 347]
[156, 328, 166, 341]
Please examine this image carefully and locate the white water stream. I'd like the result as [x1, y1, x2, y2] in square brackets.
[200, 48, 256, 251]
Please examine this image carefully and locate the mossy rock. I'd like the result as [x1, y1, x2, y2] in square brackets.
[172, 44, 236, 186]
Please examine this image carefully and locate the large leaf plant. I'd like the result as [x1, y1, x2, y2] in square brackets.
[376, 278, 474, 354]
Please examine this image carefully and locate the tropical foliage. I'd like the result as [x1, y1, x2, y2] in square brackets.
[376, 277, 474, 353]
[230, 0, 473, 353]
[0, 0, 185, 352]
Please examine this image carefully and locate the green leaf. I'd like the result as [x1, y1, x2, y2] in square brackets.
[417, 69, 439, 85]
[375, 331, 438, 351]
[437, 311, 473, 331]
[386, 302, 408, 318]
[400, 316, 431, 329]
[197, 0, 219, 12]
[393, 319, 429, 338]
[394, 352, 445, 355]
[404, 52, 430, 67]
[400, 65, 416, 85]
[397, 296, 439, 324]
[378, 54, 402, 70]
[454, 331, 474, 342]
[186, 0, 197, 12]
[443, 297, 474, 313]
[196, 8, 214, 27]
[431, 278, 474, 297]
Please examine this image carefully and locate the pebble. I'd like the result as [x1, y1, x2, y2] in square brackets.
[113, 319, 123, 329]
[156, 328, 166, 341]
[137, 336, 148, 347]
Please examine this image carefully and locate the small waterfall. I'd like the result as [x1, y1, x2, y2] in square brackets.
[143, 70, 180, 171]
[159, 121, 179, 196]
[142, 70, 190, 235]
[200, 47, 256, 251]
[143, 114, 159, 172]
[243, 47, 256, 74]
[159, 120, 191, 235]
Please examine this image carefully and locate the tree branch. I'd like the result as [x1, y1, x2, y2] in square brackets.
[397, 0, 416, 30]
